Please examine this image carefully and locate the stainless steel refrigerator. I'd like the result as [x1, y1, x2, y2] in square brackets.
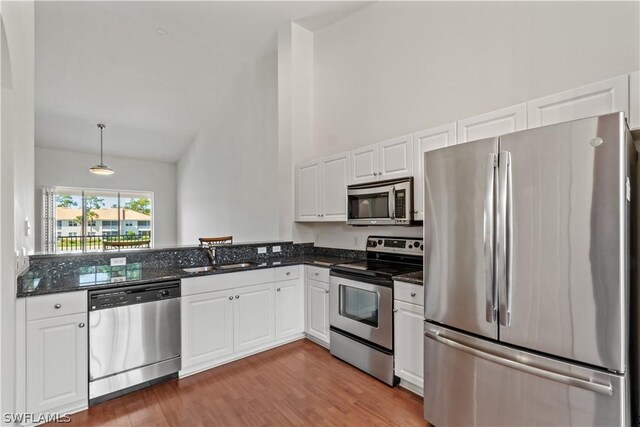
[422, 112, 638, 426]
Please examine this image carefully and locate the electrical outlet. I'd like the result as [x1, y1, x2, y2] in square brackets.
[110, 257, 127, 266]
[257, 247, 267, 254]
[24, 218, 31, 237]
[273, 246, 281, 253]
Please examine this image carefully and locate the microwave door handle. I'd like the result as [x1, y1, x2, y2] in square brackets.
[390, 187, 396, 219]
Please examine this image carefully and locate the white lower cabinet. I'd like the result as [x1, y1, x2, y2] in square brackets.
[275, 279, 304, 339]
[26, 312, 88, 414]
[234, 283, 276, 352]
[180, 267, 303, 376]
[305, 278, 330, 346]
[181, 290, 234, 368]
[393, 281, 424, 396]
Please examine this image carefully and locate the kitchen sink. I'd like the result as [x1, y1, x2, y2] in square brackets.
[183, 266, 215, 273]
[217, 262, 257, 270]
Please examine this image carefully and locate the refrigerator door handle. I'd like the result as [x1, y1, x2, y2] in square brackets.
[484, 153, 497, 323]
[424, 326, 613, 396]
[498, 151, 513, 326]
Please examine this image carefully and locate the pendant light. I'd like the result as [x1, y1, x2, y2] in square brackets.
[89, 123, 114, 175]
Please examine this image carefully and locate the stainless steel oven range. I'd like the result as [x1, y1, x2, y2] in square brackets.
[329, 236, 423, 385]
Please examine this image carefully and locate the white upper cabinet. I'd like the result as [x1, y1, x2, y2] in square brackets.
[295, 152, 349, 222]
[350, 135, 413, 184]
[320, 153, 349, 221]
[378, 135, 414, 180]
[527, 75, 629, 128]
[457, 103, 527, 144]
[413, 123, 456, 221]
[295, 162, 321, 222]
[350, 143, 379, 184]
[630, 71, 639, 130]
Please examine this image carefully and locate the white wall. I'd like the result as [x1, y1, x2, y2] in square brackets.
[34, 147, 177, 249]
[289, 1, 639, 249]
[177, 52, 279, 245]
[1, 0, 35, 416]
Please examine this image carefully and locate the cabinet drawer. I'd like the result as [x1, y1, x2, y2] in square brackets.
[274, 266, 300, 281]
[306, 265, 329, 283]
[394, 281, 423, 306]
[26, 291, 87, 321]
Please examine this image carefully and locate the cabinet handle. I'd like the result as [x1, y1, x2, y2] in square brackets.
[373, 172, 378, 176]
[54, 304, 62, 309]
[78, 323, 85, 328]
[286, 272, 290, 276]
[410, 292, 416, 297]
[379, 171, 382, 176]
[393, 309, 398, 313]
[325, 290, 329, 294]
[414, 210, 418, 214]
[277, 288, 281, 292]
[235, 295, 239, 299]
[315, 272, 319, 276]
[228, 296, 233, 300]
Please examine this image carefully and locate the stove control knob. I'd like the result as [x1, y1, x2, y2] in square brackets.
[408, 245, 413, 249]
[420, 245, 424, 251]
[371, 241, 377, 247]
[414, 241, 420, 247]
[378, 239, 383, 245]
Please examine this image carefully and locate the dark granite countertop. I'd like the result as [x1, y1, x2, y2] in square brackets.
[393, 270, 423, 286]
[17, 255, 360, 297]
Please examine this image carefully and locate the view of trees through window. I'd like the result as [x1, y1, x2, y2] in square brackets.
[52, 188, 153, 252]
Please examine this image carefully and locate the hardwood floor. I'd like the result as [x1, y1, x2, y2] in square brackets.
[60, 339, 427, 427]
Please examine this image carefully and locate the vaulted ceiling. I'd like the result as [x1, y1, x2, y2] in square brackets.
[35, 1, 371, 163]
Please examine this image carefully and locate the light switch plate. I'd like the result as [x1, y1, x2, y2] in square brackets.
[273, 246, 281, 253]
[110, 257, 127, 266]
[257, 247, 267, 254]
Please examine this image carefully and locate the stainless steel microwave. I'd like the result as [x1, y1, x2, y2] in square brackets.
[346, 177, 413, 226]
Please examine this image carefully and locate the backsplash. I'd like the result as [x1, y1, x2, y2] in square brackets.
[25, 242, 365, 279]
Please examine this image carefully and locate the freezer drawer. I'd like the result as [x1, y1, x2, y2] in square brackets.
[423, 323, 628, 427]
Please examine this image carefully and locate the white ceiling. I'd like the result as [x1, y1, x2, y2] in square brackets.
[35, 1, 372, 163]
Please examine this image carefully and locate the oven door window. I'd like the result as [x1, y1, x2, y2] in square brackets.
[348, 192, 389, 219]
[339, 285, 379, 327]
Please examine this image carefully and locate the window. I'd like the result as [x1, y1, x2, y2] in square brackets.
[43, 188, 153, 253]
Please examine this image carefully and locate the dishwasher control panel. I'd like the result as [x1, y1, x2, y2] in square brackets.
[89, 280, 181, 311]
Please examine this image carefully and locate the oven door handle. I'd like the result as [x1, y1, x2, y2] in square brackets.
[329, 270, 393, 287]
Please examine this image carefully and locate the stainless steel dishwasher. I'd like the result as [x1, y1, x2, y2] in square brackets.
[88, 280, 181, 404]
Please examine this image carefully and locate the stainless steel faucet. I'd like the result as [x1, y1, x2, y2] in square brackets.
[202, 244, 216, 263]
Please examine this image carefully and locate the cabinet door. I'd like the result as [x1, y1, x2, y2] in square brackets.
[350, 143, 379, 184]
[379, 135, 413, 180]
[413, 124, 456, 221]
[234, 283, 276, 352]
[295, 162, 321, 221]
[26, 313, 88, 414]
[527, 75, 629, 128]
[321, 153, 349, 221]
[630, 71, 639, 130]
[457, 103, 527, 144]
[394, 300, 424, 391]
[181, 290, 234, 369]
[305, 279, 330, 345]
[275, 280, 304, 339]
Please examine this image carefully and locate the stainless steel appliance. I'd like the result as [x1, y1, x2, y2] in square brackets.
[88, 281, 181, 404]
[422, 112, 638, 426]
[330, 236, 423, 385]
[347, 177, 413, 225]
